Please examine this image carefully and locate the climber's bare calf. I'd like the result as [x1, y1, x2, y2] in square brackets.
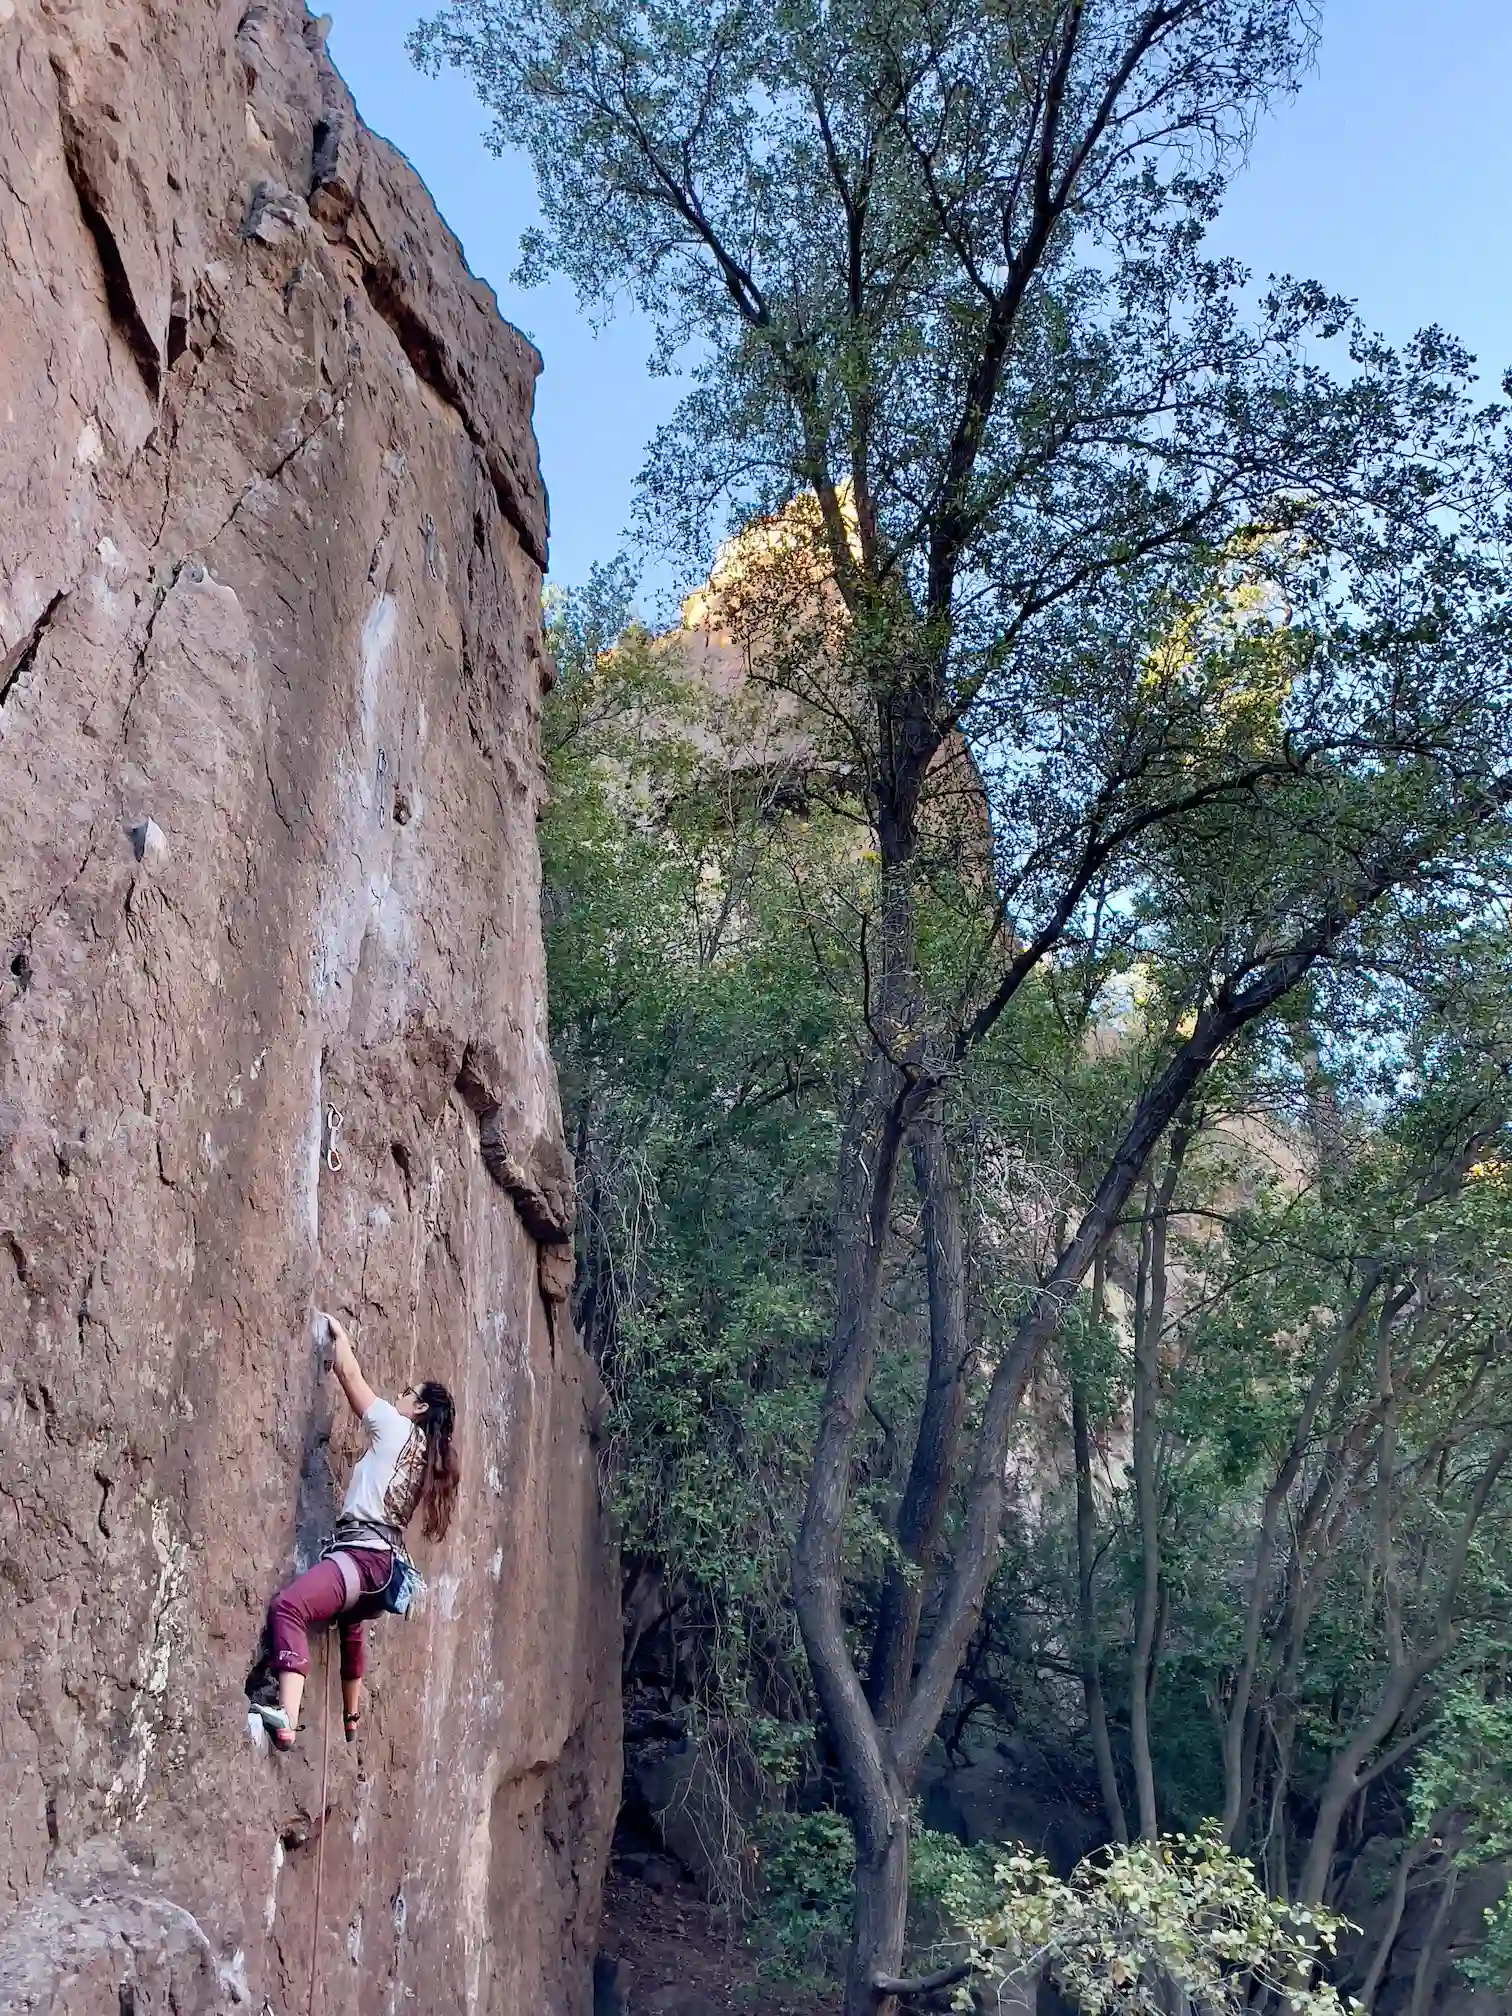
[256, 1315, 460, 1752]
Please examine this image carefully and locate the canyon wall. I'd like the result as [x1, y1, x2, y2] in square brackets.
[0, 2, 618, 2009]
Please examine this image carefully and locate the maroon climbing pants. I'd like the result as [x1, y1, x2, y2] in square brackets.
[267, 1549, 391, 1681]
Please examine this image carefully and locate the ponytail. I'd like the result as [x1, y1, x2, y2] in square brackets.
[415, 1381, 460, 1541]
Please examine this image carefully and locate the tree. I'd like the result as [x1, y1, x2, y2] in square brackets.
[962, 1828, 1355, 2016]
[1032, 967, 1512, 1915]
[417, 2, 1512, 2003]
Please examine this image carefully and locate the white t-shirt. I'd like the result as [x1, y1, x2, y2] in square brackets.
[341, 1398, 426, 1536]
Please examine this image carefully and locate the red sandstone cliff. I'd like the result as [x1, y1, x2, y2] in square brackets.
[0, 3, 618, 2008]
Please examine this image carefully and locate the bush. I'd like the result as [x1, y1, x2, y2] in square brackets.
[961, 1828, 1357, 2016]
[752, 1809, 1000, 1984]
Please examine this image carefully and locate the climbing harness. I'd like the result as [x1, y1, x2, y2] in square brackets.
[306, 1633, 334, 2016]
[320, 1533, 422, 1618]
[324, 1104, 344, 1174]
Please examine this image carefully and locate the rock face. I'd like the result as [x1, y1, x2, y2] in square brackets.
[0, 4, 618, 2010]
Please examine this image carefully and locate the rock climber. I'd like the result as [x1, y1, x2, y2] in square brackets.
[253, 1315, 459, 1752]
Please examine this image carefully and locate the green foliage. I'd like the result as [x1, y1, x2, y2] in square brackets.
[542, 572, 856, 1729]
[909, 1822, 999, 1929]
[539, 559, 1512, 1985]
[1462, 1894, 1512, 1994]
[753, 1811, 855, 1978]
[417, 0, 1512, 993]
[963, 1830, 1356, 2016]
[1411, 1687, 1512, 1991]
[753, 1808, 997, 1979]
[1413, 1689, 1512, 1862]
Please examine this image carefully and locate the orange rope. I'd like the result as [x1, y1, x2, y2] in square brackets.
[307, 1631, 334, 2016]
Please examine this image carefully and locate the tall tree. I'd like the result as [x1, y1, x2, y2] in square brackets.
[417, 1, 1512, 2002]
[1070, 967, 1512, 1907]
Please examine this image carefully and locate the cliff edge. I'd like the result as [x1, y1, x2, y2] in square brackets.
[0, 2, 618, 2008]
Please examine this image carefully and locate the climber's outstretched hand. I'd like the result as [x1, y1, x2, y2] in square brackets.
[329, 1317, 377, 1421]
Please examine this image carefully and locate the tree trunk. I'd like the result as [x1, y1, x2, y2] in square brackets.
[1072, 1254, 1128, 1843]
[795, 729, 935, 2015]
[1129, 1126, 1187, 1840]
[1358, 1834, 1432, 2010]
[1236, 1694, 1264, 1850]
[845, 1797, 912, 2016]
[869, 1113, 971, 1727]
[792, 1036, 919, 1838]
[1300, 1766, 1369, 1908]
[1128, 1178, 1161, 1843]
[1407, 1862, 1459, 2016]
[1262, 1713, 1294, 1901]
[1220, 1274, 1382, 1842]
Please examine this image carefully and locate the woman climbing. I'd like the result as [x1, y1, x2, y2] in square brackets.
[254, 1315, 459, 1752]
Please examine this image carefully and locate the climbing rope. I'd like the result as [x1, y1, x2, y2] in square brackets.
[307, 1632, 334, 2016]
[403, 1103, 450, 1388]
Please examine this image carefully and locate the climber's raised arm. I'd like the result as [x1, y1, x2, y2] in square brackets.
[328, 1317, 376, 1421]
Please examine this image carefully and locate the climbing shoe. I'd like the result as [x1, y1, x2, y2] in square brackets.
[343, 1710, 361, 1744]
[254, 1704, 297, 1752]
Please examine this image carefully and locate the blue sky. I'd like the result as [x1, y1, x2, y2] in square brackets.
[324, 0, 1512, 595]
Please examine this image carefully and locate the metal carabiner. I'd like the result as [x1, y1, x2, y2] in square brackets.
[325, 1102, 344, 1174]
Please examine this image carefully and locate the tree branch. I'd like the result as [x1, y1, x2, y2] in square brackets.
[872, 1958, 976, 1997]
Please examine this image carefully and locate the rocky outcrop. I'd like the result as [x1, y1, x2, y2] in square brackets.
[0, 3, 618, 2010]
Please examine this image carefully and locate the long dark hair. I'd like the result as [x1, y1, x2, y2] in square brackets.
[414, 1381, 460, 1541]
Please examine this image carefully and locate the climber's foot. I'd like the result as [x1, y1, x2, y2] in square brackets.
[255, 1704, 297, 1752]
[343, 1710, 361, 1745]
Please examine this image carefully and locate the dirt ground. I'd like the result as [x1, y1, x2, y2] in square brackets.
[598, 1865, 840, 2014]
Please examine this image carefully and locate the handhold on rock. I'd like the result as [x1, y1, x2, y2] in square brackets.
[312, 1308, 337, 1367]
[538, 1240, 575, 1308]
[241, 179, 309, 245]
[127, 818, 168, 866]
